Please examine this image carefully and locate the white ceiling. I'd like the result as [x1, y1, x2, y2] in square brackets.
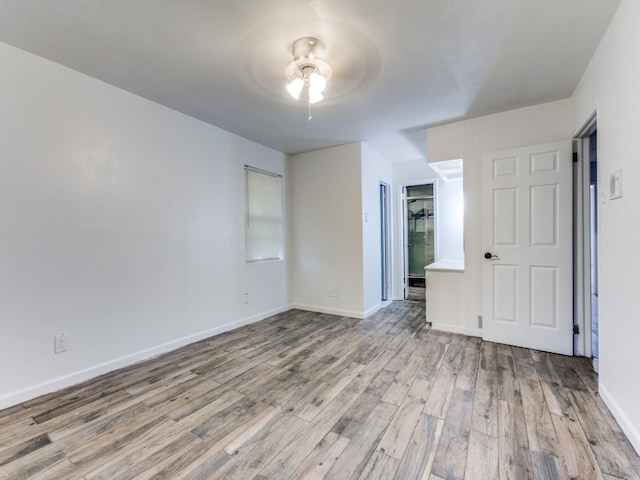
[0, 0, 621, 157]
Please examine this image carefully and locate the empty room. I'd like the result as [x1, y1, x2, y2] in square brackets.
[1, 0, 640, 478]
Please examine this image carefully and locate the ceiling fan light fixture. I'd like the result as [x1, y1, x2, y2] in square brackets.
[308, 71, 326, 94]
[308, 89, 324, 104]
[286, 77, 304, 100]
[285, 37, 332, 113]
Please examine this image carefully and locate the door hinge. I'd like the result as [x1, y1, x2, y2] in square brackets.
[573, 324, 580, 335]
[572, 152, 578, 163]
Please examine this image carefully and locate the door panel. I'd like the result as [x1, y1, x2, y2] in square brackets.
[493, 188, 517, 245]
[530, 266, 557, 328]
[482, 141, 572, 355]
[531, 185, 557, 246]
[494, 265, 517, 323]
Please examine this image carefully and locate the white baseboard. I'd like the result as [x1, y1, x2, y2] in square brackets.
[290, 303, 364, 319]
[0, 305, 290, 411]
[364, 302, 386, 318]
[431, 323, 482, 338]
[600, 383, 640, 456]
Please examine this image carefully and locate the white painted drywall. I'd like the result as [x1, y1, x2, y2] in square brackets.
[572, 0, 640, 454]
[435, 178, 464, 262]
[0, 42, 289, 408]
[427, 122, 465, 164]
[361, 144, 393, 315]
[289, 143, 365, 317]
[425, 268, 466, 334]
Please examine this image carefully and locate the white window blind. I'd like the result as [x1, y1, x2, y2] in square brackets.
[245, 166, 283, 262]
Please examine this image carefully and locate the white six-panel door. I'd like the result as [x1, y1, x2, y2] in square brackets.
[482, 141, 573, 355]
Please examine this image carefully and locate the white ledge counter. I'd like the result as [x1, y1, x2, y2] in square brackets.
[424, 258, 465, 273]
[425, 259, 467, 335]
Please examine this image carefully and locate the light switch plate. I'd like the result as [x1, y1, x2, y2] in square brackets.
[609, 169, 623, 199]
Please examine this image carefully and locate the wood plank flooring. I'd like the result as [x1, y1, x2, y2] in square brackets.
[1, 301, 639, 479]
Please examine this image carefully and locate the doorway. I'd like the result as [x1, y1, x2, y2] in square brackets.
[404, 183, 435, 301]
[380, 183, 391, 302]
[589, 131, 599, 370]
[574, 115, 599, 369]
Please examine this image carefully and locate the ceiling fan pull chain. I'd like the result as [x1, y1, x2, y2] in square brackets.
[308, 101, 313, 122]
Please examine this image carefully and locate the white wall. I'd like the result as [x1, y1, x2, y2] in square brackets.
[572, 0, 640, 453]
[0, 42, 289, 409]
[427, 99, 573, 336]
[290, 143, 364, 317]
[361, 144, 393, 315]
[435, 178, 464, 261]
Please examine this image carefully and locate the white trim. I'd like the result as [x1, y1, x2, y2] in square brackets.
[573, 138, 589, 357]
[431, 323, 482, 338]
[0, 305, 290, 410]
[364, 301, 392, 318]
[290, 303, 364, 319]
[600, 384, 640, 456]
[573, 113, 597, 358]
[380, 181, 392, 303]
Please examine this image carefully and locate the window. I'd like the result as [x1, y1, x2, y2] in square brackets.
[245, 166, 283, 262]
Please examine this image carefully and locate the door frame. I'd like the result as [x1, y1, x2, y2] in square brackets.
[380, 182, 391, 302]
[573, 112, 597, 358]
[402, 181, 437, 299]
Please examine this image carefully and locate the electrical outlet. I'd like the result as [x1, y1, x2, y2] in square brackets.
[334, 288, 339, 297]
[54, 333, 68, 354]
[477, 315, 483, 329]
[243, 293, 249, 304]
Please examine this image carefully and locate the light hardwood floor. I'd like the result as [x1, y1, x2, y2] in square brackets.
[1, 301, 639, 479]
